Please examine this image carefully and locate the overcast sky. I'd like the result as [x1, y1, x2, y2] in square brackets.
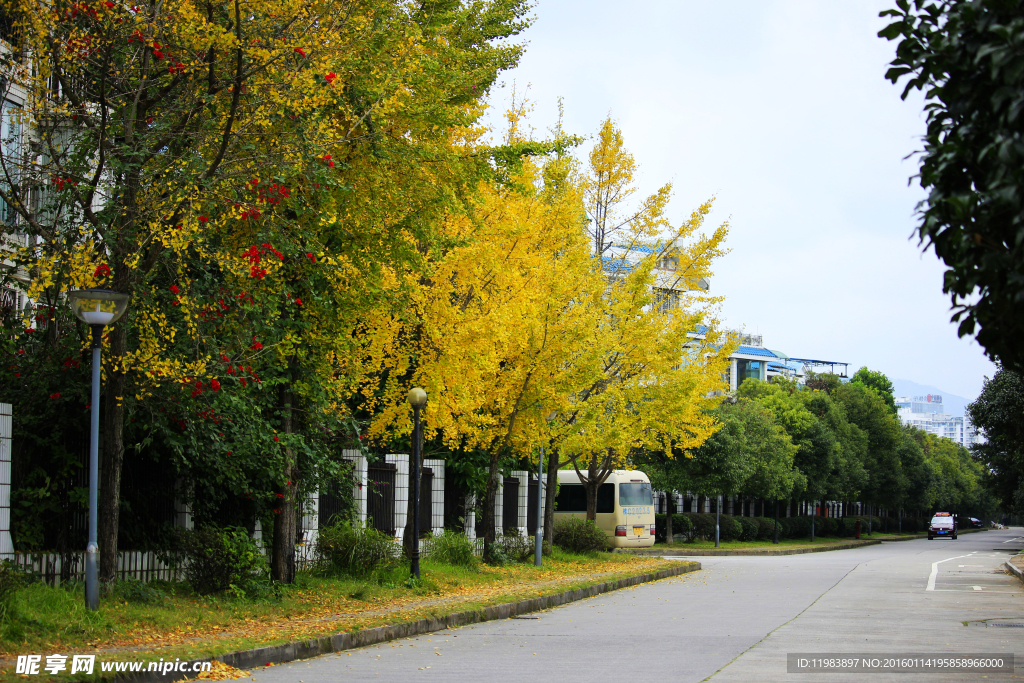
[482, 0, 996, 403]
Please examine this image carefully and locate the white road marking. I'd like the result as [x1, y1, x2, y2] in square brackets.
[973, 586, 983, 591]
[1002, 537, 1022, 543]
[927, 553, 975, 591]
[959, 564, 983, 567]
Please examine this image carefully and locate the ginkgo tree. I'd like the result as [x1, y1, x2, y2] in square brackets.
[556, 117, 736, 520]
[0, 0, 532, 583]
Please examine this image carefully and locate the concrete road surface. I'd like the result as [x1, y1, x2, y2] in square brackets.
[249, 528, 1024, 683]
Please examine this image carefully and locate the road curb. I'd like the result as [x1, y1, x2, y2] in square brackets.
[121, 561, 700, 682]
[625, 540, 882, 556]
[626, 527, 991, 557]
[1006, 555, 1024, 585]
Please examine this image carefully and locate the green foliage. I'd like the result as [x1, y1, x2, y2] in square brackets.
[654, 513, 694, 542]
[315, 522, 401, 577]
[426, 531, 478, 568]
[851, 367, 897, 414]
[496, 529, 535, 564]
[738, 517, 760, 541]
[880, 0, 1024, 371]
[112, 578, 169, 605]
[754, 517, 778, 541]
[0, 561, 23, 624]
[172, 527, 277, 598]
[552, 517, 608, 554]
[968, 365, 1024, 515]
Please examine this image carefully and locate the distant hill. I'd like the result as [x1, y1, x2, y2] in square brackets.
[891, 379, 972, 418]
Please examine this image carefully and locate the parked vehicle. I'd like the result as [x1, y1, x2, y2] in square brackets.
[554, 470, 656, 548]
[960, 517, 984, 529]
[928, 512, 957, 540]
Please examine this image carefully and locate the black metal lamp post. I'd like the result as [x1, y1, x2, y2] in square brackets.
[715, 494, 721, 548]
[773, 499, 779, 544]
[407, 387, 427, 579]
[811, 500, 815, 542]
[67, 288, 130, 610]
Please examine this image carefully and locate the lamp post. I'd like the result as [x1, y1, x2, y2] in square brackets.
[715, 494, 721, 548]
[68, 288, 130, 610]
[407, 387, 427, 580]
[810, 500, 815, 542]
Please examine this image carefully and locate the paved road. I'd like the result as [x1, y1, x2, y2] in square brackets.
[250, 528, 1024, 683]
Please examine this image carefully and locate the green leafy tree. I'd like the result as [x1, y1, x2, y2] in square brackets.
[967, 365, 1024, 515]
[851, 367, 897, 414]
[880, 0, 1024, 372]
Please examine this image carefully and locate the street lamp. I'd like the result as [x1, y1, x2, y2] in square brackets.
[535, 411, 557, 567]
[407, 387, 427, 580]
[715, 494, 721, 548]
[68, 288, 130, 610]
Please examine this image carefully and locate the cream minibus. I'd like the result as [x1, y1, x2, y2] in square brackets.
[553, 469, 656, 548]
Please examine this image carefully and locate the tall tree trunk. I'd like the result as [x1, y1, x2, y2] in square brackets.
[482, 454, 500, 562]
[98, 322, 127, 587]
[543, 445, 558, 551]
[271, 374, 297, 584]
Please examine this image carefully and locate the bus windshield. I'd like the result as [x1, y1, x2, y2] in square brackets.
[619, 482, 653, 506]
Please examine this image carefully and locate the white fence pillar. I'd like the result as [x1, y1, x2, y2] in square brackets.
[422, 458, 446, 536]
[0, 403, 12, 557]
[464, 493, 476, 541]
[511, 469, 529, 536]
[342, 449, 367, 527]
[387, 454, 409, 542]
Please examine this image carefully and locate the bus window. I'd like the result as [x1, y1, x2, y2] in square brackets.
[619, 482, 653, 506]
[555, 483, 614, 513]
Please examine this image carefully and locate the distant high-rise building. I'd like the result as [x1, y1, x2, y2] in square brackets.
[895, 395, 977, 449]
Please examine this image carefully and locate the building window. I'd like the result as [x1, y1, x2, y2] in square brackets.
[654, 288, 679, 313]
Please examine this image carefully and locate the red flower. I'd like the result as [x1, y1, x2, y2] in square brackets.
[198, 215, 208, 223]
[294, 47, 306, 57]
[93, 264, 111, 278]
[227, 451, 232, 456]
[276, 492, 284, 498]
[152, 49, 163, 61]
[322, 154, 335, 168]
[49, 392, 60, 400]
[294, 298, 303, 306]
[273, 435, 280, 442]
[170, 284, 180, 294]
[306, 253, 315, 262]
[240, 378, 248, 387]
[104, 1, 113, 7]
[172, 300, 180, 306]
[251, 341, 263, 351]
[210, 379, 221, 392]
[325, 72, 337, 83]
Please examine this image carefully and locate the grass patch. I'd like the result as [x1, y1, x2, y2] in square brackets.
[0, 550, 683, 679]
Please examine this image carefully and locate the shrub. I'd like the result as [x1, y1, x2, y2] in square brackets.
[738, 517, 759, 541]
[553, 517, 608, 554]
[787, 517, 811, 538]
[426, 531, 478, 567]
[174, 526, 276, 598]
[497, 529, 535, 563]
[316, 522, 401, 577]
[815, 516, 837, 536]
[717, 515, 743, 542]
[685, 513, 716, 541]
[654, 514, 695, 542]
[0, 561, 22, 623]
[754, 517, 777, 541]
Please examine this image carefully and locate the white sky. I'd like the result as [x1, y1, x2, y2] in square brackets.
[483, 0, 996, 401]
